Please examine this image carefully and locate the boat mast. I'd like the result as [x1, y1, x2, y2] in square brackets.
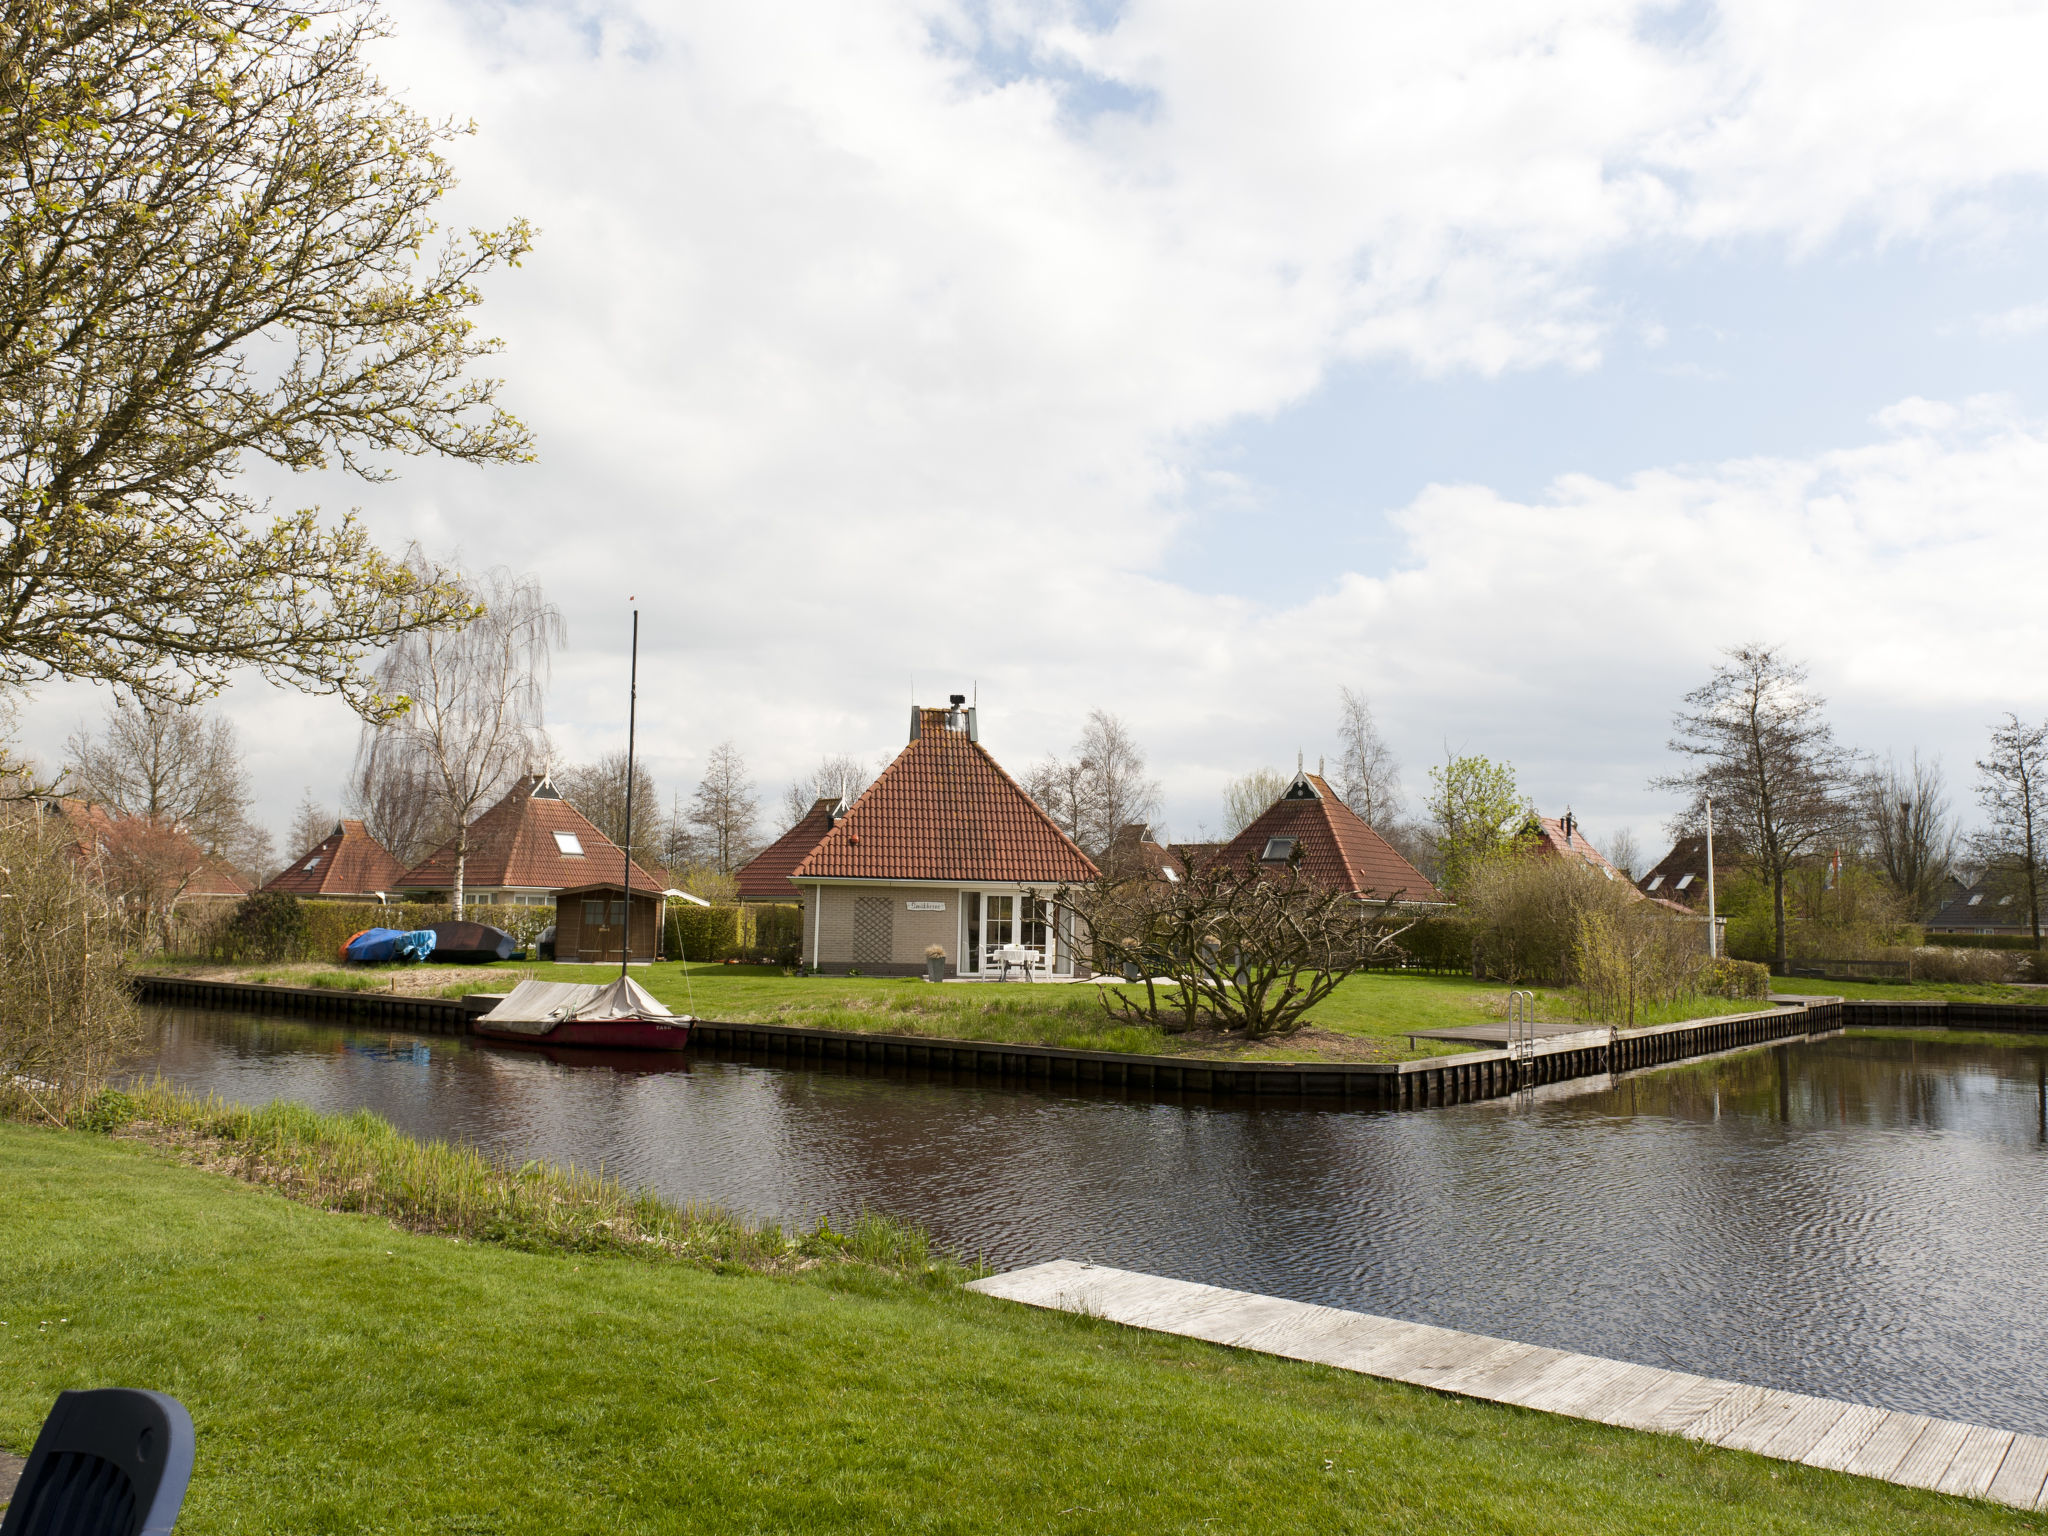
[621, 606, 638, 984]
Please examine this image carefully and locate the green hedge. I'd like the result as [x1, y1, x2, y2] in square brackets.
[1389, 915, 1474, 973]
[1921, 931, 2042, 951]
[665, 903, 803, 964]
[1704, 957, 1771, 1000]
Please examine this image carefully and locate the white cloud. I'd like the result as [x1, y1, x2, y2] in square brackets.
[18, 0, 2048, 851]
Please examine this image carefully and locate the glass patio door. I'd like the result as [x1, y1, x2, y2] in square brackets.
[983, 895, 1014, 968]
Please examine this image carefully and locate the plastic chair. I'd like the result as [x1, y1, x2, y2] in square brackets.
[0, 1389, 194, 1536]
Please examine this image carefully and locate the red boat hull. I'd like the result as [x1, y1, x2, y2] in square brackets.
[470, 1018, 692, 1051]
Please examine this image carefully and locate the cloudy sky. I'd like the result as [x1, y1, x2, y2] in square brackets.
[26, 0, 2048, 855]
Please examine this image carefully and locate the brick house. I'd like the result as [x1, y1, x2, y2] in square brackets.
[784, 703, 1098, 976]
[1212, 771, 1445, 907]
[261, 819, 407, 902]
[399, 774, 665, 912]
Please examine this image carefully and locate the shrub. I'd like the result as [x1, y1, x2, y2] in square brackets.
[1390, 915, 1474, 973]
[225, 891, 310, 961]
[1703, 958, 1771, 1000]
[669, 903, 745, 962]
[0, 817, 144, 1121]
[1573, 903, 1708, 1026]
[1889, 946, 2031, 985]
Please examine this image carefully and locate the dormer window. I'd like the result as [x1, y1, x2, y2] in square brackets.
[1262, 836, 1297, 861]
[1645, 876, 1664, 891]
[1675, 874, 1693, 891]
[553, 831, 585, 856]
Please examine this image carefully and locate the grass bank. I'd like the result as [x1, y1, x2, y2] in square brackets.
[169, 962, 1763, 1063]
[1769, 976, 2048, 1004]
[4, 1115, 2029, 1534]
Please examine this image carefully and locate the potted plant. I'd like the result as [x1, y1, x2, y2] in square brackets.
[924, 944, 947, 984]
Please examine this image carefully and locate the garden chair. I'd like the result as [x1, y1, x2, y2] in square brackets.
[0, 1389, 194, 1536]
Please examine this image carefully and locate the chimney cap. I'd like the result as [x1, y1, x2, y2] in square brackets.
[949, 693, 966, 706]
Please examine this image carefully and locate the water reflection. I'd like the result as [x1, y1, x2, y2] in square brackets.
[129, 1010, 2048, 1436]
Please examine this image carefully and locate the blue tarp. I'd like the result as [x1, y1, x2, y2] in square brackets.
[342, 928, 437, 964]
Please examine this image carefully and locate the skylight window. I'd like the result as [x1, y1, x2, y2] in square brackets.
[1162, 867, 1178, 883]
[553, 831, 585, 856]
[304, 856, 321, 870]
[1969, 893, 1984, 905]
[1261, 836, 1297, 862]
[1645, 875, 1663, 891]
[1675, 874, 1693, 891]
[2000, 894, 2014, 905]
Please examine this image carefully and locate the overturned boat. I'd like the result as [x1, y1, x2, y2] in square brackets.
[470, 976, 691, 1051]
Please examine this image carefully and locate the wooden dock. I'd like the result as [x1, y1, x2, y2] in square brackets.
[966, 1261, 2048, 1512]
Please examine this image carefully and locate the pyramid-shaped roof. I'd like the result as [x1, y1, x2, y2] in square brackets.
[400, 775, 665, 893]
[736, 797, 843, 901]
[263, 819, 408, 899]
[790, 709, 1097, 885]
[1217, 772, 1443, 904]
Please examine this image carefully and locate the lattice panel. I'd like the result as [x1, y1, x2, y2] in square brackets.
[852, 896, 894, 965]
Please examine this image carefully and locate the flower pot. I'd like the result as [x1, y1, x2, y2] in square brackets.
[926, 957, 946, 984]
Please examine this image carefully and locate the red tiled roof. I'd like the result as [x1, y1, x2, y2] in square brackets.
[262, 819, 407, 898]
[736, 798, 842, 900]
[40, 798, 247, 898]
[400, 776, 664, 893]
[1102, 823, 1185, 883]
[790, 709, 1097, 885]
[1218, 773, 1443, 904]
[1526, 815, 1626, 882]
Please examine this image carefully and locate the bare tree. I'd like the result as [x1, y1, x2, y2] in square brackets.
[1972, 715, 2048, 947]
[287, 789, 334, 860]
[780, 754, 872, 830]
[65, 695, 272, 880]
[1221, 768, 1289, 837]
[688, 741, 760, 874]
[1603, 827, 1643, 881]
[1061, 853, 1411, 1038]
[344, 747, 445, 872]
[1026, 711, 1162, 855]
[658, 790, 697, 873]
[1335, 687, 1404, 830]
[352, 561, 562, 909]
[1654, 644, 1857, 970]
[1862, 752, 1958, 920]
[557, 752, 666, 870]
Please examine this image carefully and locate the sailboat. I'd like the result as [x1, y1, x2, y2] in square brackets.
[472, 607, 694, 1052]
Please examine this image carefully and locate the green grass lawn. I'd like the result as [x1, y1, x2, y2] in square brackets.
[4, 1121, 2029, 1535]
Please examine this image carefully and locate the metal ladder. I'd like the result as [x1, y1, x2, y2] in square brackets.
[1506, 989, 1536, 1099]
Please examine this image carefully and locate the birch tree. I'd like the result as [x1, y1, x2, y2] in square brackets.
[1025, 710, 1162, 855]
[352, 562, 562, 909]
[1335, 687, 1404, 830]
[1, 1, 528, 715]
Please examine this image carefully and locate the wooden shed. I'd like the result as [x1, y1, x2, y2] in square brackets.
[554, 882, 664, 964]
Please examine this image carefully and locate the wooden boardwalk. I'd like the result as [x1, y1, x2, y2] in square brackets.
[966, 1260, 2048, 1511]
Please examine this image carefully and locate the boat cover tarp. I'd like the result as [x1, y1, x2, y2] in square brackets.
[427, 921, 517, 964]
[476, 976, 676, 1036]
[342, 928, 437, 964]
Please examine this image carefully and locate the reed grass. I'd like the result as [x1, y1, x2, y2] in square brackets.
[71, 1080, 969, 1283]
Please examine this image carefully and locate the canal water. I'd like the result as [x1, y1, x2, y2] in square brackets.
[130, 1009, 2048, 1436]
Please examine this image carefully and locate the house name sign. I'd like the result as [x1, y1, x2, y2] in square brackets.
[905, 901, 946, 911]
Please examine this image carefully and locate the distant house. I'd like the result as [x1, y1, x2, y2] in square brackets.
[1525, 812, 1627, 884]
[735, 796, 844, 904]
[1100, 823, 1186, 884]
[1213, 771, 1445, 907]
[261, 819, 406, 903]
[785, 703, 1098, 976]
[1635, 834, 1735, 909]
[399, 774, 665, 911]
[39, 797, 246, 912]
[1926, 879, 2039, 937]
